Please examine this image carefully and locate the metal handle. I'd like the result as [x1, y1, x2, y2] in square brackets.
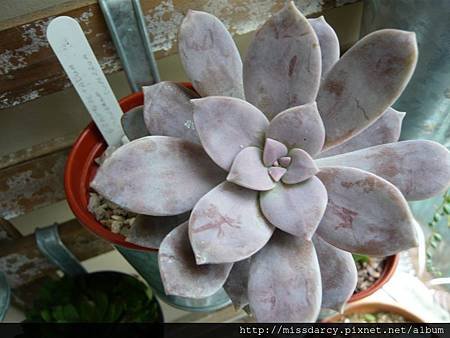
[100, 0, 160, 92]
[0, 271, 10, 321]
[35, 224, 87, 276]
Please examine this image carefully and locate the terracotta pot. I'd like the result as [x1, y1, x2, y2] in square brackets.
[323, 301, 424, 323]
[65, 91, 149, 251]
[64, 83, 231, 312]
[349, 254, 400, 303]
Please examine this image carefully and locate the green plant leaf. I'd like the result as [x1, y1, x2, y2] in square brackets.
[352, 253, 369, 263]
[62, 304, 80, 322]
[40, 309, 52, 322]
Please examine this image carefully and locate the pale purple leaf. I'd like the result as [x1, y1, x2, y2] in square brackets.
[126, 212, 189, 249]
[309, 16, 340, 81]
[317, 29, 417, 149]
[189, 182, 274, 264]
[316, 140, 450, 201]
[223, 259, 251, 310]
[121, 105, 149, 140]
[243, 2, 321, 119]
[313, 235, 357, 313]
[143, 82, 200, 144]
[316, 167, 419, 256]
[319, 107, 405, 157]
[248, 230, 322, 322]
[282, 148, 318, 184]
[179, 10, 244, 98]
[158, 222, 232, 298]
[266, 102, 325, 156]
[279, 156, 291, 167]
[192, 97, 269, 171]
[263, 138, 288, 166]
[260, 176, 327, 240]
[227, 147, 274, 191]
[268, 167, 287, 182]
[91, 136, 225, 216]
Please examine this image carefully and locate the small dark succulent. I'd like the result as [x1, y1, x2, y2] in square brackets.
[26, 272, 161, 323]
[90, 2, 450, 322]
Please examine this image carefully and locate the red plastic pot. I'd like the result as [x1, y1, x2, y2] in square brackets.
[349, 254, 400, 303]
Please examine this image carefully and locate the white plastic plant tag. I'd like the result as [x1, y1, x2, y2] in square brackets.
[47, 16, 124, 146]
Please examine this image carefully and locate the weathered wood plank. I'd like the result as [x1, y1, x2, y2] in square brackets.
[0, 218, 113, 288]
[0, 147, 69, 219]
[0, 0, 359, 110]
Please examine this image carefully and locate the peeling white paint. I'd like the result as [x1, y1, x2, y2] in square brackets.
[145, 0, 184, 52]
[0, 253, 53, 287]
[0, 89, 41, 109]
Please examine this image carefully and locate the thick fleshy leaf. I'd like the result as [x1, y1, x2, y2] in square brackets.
[319, 107, 405, 157]
[158, 222, 232, 298]
[268, 167, 287, 182]
[263, 138, 288, 166]
[316, 167, 419, 256]
[126, 212, 190, 249]
[248, 230, 322, 322]
[313, 235, 357, 312]
[121, 105, 149, 140]
[223, 259, 251, 310]
[189, 182, 274, 264]
[143, 82, 200, 144]
[260, 176, 327, 240]
[266, 103, 325, 156]
[282, 148, 318, 184]
[227, 147, 274, 191]
[243, 2, 321, 119]
[91, 136, 225, 216]
[309, 16, 340, 81]
[179, 10, 244, 99]
[279, 156, 291, 167]
[192, 97, 269, 171]
[316, 140, 450, 201]
[317, 29, 417, 149]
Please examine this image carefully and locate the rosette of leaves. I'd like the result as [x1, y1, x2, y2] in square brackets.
[26, 272, 161, 323]
[91, 2, 450, 322]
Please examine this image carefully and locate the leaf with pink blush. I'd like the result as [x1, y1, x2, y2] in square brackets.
[263, 138, 288, 166]
[223, 258, 251, 310]
[143, 82, 200, 144]
[316, 167, 419, 256]
[121, 105, 149, 140]
[192, 97, 269, 171]
[125, 212, 190, 249]
[179, 10, 244, 99]
[309, 16, 340, 81]
[313, 235, 357, 313]
[317, 29, 417, 150]
[266, 102, 325, 156]
[316, 140, 450, 201]
[227, 147, 274, 191]
[91, 136, 225, 216]
[282, 148, 318, 184]
[268, 167, 287, 183]
[319, 107, 405, 158]
[248, 230, 322, 322]
[158, 222, 233, 298]
[260, 176, 327, 240]
[243, 2, 321, 119]
[189, 182, 274, 264]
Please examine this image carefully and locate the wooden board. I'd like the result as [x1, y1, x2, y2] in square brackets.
[0, 0, 359, 110]
[0, 147, 69, 219]
[0, 218, 113, 288]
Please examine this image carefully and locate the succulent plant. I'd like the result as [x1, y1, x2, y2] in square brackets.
[90, 2, 450, 322]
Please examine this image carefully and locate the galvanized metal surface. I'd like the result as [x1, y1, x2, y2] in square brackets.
[0, 271, 10, 321]
[99, 0, 160, 92]
[35, 224, 87, 276]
